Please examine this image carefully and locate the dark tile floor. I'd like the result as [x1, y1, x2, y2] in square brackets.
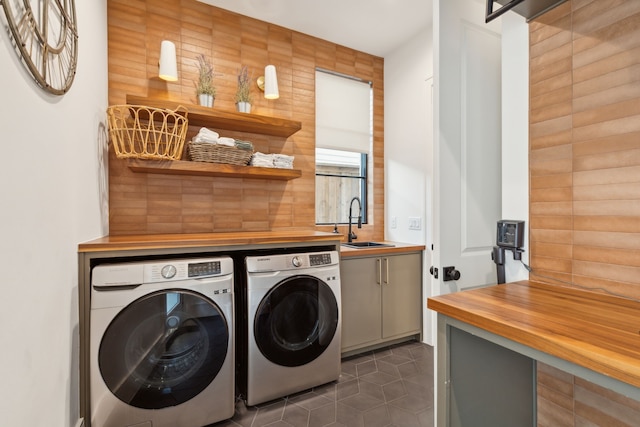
[215, 340, 434, 427]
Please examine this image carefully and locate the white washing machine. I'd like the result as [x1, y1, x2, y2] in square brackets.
[90, 257, 235, 427]
[244, 251, 341, 406]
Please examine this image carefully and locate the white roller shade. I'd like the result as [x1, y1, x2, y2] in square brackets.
[316, 70, 371, 153]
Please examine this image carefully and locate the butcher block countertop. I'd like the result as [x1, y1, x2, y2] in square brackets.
[428, 281, 640, 389]
[78, 230, 341, 252]
[78, 232, 425, 256]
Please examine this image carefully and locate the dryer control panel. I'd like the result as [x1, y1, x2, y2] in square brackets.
[246, 251, 339, 273]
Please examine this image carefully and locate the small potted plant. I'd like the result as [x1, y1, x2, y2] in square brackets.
[195, 54, 216, 107]
[235, 65, 253, 113]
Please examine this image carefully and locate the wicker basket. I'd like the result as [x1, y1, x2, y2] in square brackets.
[188, 142, 253, 166]
[106, 105, 188, 160]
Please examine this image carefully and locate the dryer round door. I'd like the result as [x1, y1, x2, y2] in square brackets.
[99, 289, 229, 409]
[254, 275, 339, 367]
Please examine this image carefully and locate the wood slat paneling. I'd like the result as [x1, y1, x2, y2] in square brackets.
[107, 0, 384, 238]
[530, 1, 640, 424]
[529, 0, 640, 297]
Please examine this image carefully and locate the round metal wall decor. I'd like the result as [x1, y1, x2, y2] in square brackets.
[1, 0, 78, 95]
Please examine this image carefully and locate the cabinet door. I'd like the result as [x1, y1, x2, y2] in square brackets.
[382, 253, 422, 339]
[340, 257, 382, 350]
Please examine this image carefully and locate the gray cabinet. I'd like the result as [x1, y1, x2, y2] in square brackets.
[340, 252, 422, 354]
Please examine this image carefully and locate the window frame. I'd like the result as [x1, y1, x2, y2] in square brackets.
[314, 68, 373, 226]
[315, 151, 368, 225]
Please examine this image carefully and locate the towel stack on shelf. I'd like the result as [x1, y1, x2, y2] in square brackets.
[191, 128, 293, 169]
[250, 152, 274, 168]
[192, 127, 254, 151]
[187, 127, 256, 165]
[273, 154, 294, 169]
[250, 152, 295, 169]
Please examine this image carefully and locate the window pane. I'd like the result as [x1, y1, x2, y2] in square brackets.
[315, 175, 363, 224]
[315, 148, 366, 224]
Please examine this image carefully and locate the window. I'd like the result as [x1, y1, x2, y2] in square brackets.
[315, 148, 367, 224]
[315, 70, 372, 225]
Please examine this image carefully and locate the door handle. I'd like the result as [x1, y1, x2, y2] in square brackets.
[376, 258, 382, 285]
[443, 266, 460, 281]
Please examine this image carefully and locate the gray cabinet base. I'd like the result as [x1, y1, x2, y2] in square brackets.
[448, 327, 534, 427]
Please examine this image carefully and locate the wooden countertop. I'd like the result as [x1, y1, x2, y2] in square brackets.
[427, 281, 640, 389]
[79, 232, 425, 256]
[78, 230, 341, 252]
[339, 241, 425, 257]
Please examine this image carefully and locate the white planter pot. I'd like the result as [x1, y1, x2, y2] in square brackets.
[236, 101, 251, 113]
[198, 94, 214, 107]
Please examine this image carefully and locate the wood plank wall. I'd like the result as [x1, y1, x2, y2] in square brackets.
[107, 0, 384, 239]
[537, 362, 640, 426]
[529, 0, 640, 301]
[531, 1, 640, 425]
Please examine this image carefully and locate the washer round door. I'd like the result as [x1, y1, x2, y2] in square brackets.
[254, 275, 339, 367]
[99, 290, 229, 409]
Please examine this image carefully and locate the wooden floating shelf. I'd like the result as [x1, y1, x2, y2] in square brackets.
[127, 159, 302, 181]
[126, 95, 302, 138]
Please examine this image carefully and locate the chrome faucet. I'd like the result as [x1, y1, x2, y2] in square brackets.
[347, 196, 362, 243]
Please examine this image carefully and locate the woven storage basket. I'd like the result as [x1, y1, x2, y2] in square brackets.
[106, 105, 188, 160]
[188, 142, 253, 166]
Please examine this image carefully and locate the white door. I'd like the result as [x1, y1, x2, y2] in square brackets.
[431, 0, 502, 299]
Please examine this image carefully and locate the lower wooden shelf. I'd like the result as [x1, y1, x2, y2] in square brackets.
[126, 159, 302, 180]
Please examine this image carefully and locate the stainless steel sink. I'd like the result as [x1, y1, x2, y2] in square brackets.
[342, 241, 395, 249]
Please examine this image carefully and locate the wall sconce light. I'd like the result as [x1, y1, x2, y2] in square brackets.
[159, 40, 178, 82]
[257, 64, 279, 99]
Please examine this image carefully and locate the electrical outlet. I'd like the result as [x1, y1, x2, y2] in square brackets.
[391, 216, 397, 229]
[408, 217, 422, 230]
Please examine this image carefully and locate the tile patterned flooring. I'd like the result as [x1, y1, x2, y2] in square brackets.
[213, 340, 434, 427]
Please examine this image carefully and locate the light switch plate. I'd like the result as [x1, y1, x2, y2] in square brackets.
[408, 217, 422, 230]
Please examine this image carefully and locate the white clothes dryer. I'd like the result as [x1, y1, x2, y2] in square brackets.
[244, 251, 341, 406]
[90, 257, 234, 427]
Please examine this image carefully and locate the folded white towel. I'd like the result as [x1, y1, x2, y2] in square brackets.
[217, 137, 235, 147]
[193, 127, 219, 144]
[273, 154, 294, 169]
[274, 154, 294, 162]
[250, 152, 275, 168]
[249, 152, 294, 169]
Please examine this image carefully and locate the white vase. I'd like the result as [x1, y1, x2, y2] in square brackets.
[236, 101, 251, 113]
[198, 94, 214, 107]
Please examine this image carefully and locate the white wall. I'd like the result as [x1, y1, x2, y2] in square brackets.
[0, 2, 108, 426]
[501, 13, 530, 283]
[384, 26, 434, 343]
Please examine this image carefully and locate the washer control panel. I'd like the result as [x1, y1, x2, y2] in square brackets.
[148, 259, 226, 282]
[188, 260, 222, 277]
[92, 257, 233, 287]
